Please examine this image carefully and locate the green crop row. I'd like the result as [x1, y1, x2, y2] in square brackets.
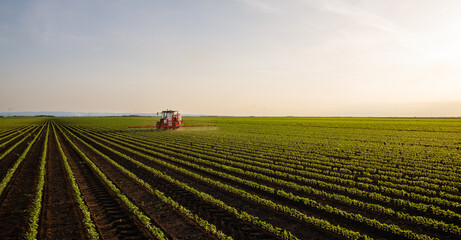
[25, 123, 50, 240]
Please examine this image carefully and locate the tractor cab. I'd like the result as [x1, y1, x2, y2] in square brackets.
[156, 110, 182, 129]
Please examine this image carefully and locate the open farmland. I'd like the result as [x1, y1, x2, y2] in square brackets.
[0, 117, 460, 240]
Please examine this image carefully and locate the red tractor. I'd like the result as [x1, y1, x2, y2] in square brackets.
[128, 110, 215, 130]
[156, 110, 182, 130]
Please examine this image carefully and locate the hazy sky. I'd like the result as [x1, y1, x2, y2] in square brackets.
[1, 0, 460, 116]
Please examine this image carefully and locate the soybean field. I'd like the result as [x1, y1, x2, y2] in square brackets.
[0, 117, 460, 240]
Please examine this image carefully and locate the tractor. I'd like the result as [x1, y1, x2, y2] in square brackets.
[127, 110, 215, 130]
[156, 110, 182, 130]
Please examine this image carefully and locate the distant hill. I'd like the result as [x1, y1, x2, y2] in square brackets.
[0, 111, 211, 117]
[0, 111, 156, 117]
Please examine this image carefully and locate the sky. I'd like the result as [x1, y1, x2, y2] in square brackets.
[1, 0, 460, 117]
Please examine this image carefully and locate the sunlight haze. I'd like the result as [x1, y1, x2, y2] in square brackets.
[1, 0, 460, 116]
